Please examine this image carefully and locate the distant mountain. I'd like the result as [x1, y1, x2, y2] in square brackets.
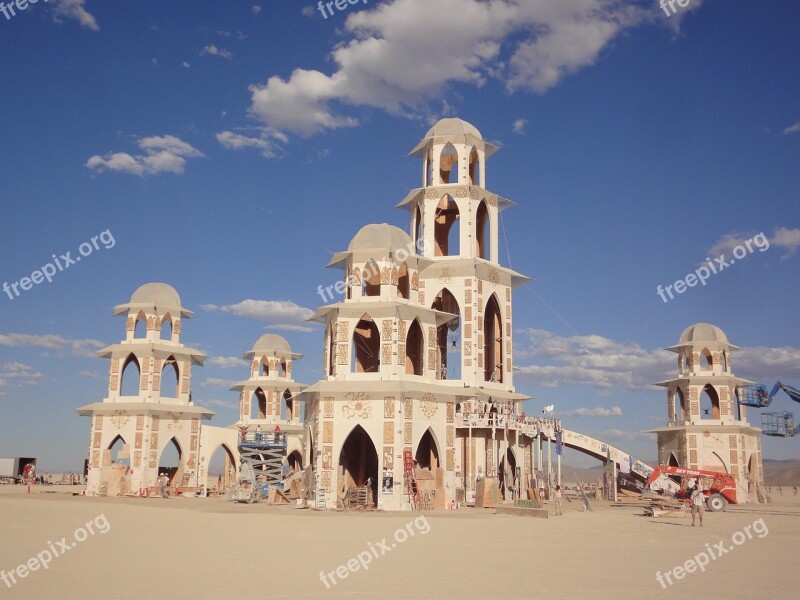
[763, 459, 800, 486]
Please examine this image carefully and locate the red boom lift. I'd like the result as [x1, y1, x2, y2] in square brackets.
[646, 465, 737, 512]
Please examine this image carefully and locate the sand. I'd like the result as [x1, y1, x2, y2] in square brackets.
[1, 486, 799, 599]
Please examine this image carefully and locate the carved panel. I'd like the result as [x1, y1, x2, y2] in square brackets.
[689, 450, 697, 464]
[126, 317, 134, 332]
[398, 344, 406, 365]
[464, 341, 472, 356]
[152, 374, 161, 392]
[689, 435, 697, 448]
[427, 349, 436, 369]
[188, 453, 197, 469]
[150, 433, 159, 448]
[324, 398, 334, 418]
[506, 288, 511, 301]
[140, 373, 148, 390]
[391, 267, 398, 285]
[478, 298, 483, 313]
[383, 422, 395, 444]
[337, 321, 349, 342]
[446, 402, 454, 423]
[148, 450, 157, 468]
[411, 273, 419, 291]
[92, 432, 101, 448]
[420, 395, 438, 419]
[404, 422, 412, 445]
[382, 320, 393, 339]
[323, 422, 333, 443]
[384, 447, 394, 470]
[465, 307, 472, 322]
[404, 398, 413, 419]
[446, 426, 454, 447]
[382, 344, 392, 365]
[477, 280, 482, 294]
[729, 435, 737, 449]
[730, 450, 738, 465]
[135, 432, 143, 449]
[323, 446, 333, 470]
[133, 451, 141, 468]
[384, 397, 395, 418]
[342, 392, 371, 418]
[109, 375, 118, 391]
[465, 289, 472, 304]
[338, 344, 349, 364]
[399, 320, 407, 339]
[418, 291, 425, 304]
[152, 416, 159, 431]
[91, 450, 100, 468]
[322, 471, 332, 493]
[381, 267, 390, 284]
[173, 319, 181, 334]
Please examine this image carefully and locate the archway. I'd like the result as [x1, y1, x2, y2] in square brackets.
[252, 388, 267, 420]
[159, 314, 173, 341]
[338, 425, 378, 507]
[283, 389, 292, 421]
[434, 195, 460, 256]
[353, 315, 380, 373]
[405, 320, 424, 375]
[161, 356, 180, 398]
[700, 384, 720, 419]
[134, 311, 147, 339]
[432, 288, 461, 380]
[701, 452, 728, 474]
[159, 437, 184, 486]
[468, 146, 480, 186]
[415, 429, 440, 471]
[106, 435, 130, 467]
[475, 201, 490, 259]
[483, 294, 503, 383]
[674, 387, 687, 422]
[701, 348, 713, 371]
[499, 448, 517, 498]
[362, 260, 380, 297]
[286, 450, 303, 474]
[120, 354, 140, 396]
[206, 444, 236, 492]
[439, 142, 459, 184]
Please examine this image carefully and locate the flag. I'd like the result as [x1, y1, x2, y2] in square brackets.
[542, 405, 554, 414]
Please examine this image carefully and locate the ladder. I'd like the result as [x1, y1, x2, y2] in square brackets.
[403, 449, 420, 510]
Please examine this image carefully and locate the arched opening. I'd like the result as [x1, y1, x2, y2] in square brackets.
[280, 358, 288, 378]
[468, 147, 480, 186]
[352, 315, 380, 373]
[722, 351, 728, 373]
[701, 348, 713, 371]
[206, 444, 236, 492]
[338, 425, 378, 507]
[405, 320, 424, 375]
[159, 314, 173, 341]
[259, 356, 270, 377]
[484, 294, 503, 383]
[120, 354, 140, 396]
[747, 452, 760, 483]
[362, 260, 381, 297]
[252, 388, 267, 420]
[413, 205, 423, 251]
[475, 201, 490, 260]
[700, 384, 721, 419]
[134, 311, 147, 339]
[667, 452, 680, 467]
[106, 435, 130, 467]
[286, 449, 303, 475]
[160, 355, 180, 398]
[283, 389, 292, 421]
[415, 429, 440, 471]
[439, 142, 459, 184]
[682, 351, 690, 373]
[159, 437, 184, 486]
[674, 387, 687, 422]
[397, 265, 410, 300]
[327, 323, 336, 376]
[425, 151, 433, 187]
[434, 195, 460, 257]
[432, 288, 461, 380]
[499, 448, 517, 498]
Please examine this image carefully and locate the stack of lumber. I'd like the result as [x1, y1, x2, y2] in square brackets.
[643, 496, 689, 518]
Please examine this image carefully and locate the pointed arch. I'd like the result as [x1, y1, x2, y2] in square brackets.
[674, 387, 687, 422]
[397, 265, 410, 300]
[468, 146, 480, 186]
[258, 355, 270, 377]
[286, 449, 303, 474]
[499, 447, 518, 497]
[283, 388, 292, 421]
[353, 315, 380, 373]
[161, 355, 180, 398]
[159, 437, 184, 485]
[701, 452, 728, 474]
[413, 204, 423, 252]
[405, 319, 424, 375]
[439, 142, 459, 184]
[119, 354, 141, 396]
[207, 443, 236, 491]
[415, 428, 440, 471]
[159, 313, 173, 341]
[432, 288, 461, 380]
[700, 384, 720, 419]
[425, 150, 433, 187]
[280, 357, 288, 378]
[434, 194, 460, 257]
[107, 435, 130, 467]
[362, 259, 381, 297]
[134, 311, 147, 339]
[327, 322, 336, 376]
[252, 388, 267, 419]
[475, 201, 490, 260]
[722, 351, 728, 373]
[338, 424, 378, 507]
[701, 348, 713, 370]
[484, 294, 503, 383]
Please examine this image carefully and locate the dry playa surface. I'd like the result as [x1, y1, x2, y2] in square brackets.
[1, 487, 799, 599]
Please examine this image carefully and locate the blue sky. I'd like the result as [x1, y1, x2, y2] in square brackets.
[0, 0, 798, 471]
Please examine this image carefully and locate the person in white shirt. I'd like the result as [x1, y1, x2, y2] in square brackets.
[690, 483, 705, 527]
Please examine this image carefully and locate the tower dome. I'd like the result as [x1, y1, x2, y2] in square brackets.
[251, 334, 292, 355]
[678, 323, 730, 345]
[423, 118, 484, 140]
[347, 223, 413, 254]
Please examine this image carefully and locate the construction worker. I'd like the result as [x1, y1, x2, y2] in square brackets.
[690, 483, 704, 527]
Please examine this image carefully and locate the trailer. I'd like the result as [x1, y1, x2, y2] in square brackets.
[0, 457, 37, 484]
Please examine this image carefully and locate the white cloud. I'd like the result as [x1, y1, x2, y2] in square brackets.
[560, 406, 622, 418]
[51, 0, 99, 31]
[0, 333, 104, 357]
[267, 323, 315, 333]
[512, 118, 528, 134]
[734, 346, 800, 382]
[79, 370, 99, 378]
[182, 61, 191, 69]
[301, 6, 315, 17]
[515, 328, 672, 392]
[216, 129, 287, 159]
[86, 135, 204, 176]
[201, 45, 233, 60]
[782, 121, 800, 135]
[771, 227, 800, 259]
[252, 5, 262, 15]
[201, 378, 238, 389]
[207, 356, 246, 369]
[196, 398, 238, 409]
[0, 362, 44, 386]
[243, 0, 668, 138]
[202, 300, 315, 331]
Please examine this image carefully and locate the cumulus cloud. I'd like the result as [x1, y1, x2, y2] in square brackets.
[201, 300, 315, 331]
[201, 45, 233, 60]
[734, 346, 800, 382]
[86, 135, 204, 176]
[79, 370, 99, 378]
[560, 406, 623, 418]
[252, 5, 262, 15]
[703, 227, 799, 262]
[512, 119, 528, 134]
[0, 362, 43, 386]
[200, 378, 238, 389]
[782, 121, 800, 135]
[216, 129, 287, 159]
[771, 227, 800, 259]
[515, 329, 673, 392]
[207, 356, 246, 369]
[0, 333, 104, 357]
[242, 0, 674, 139]
[51, 0, 99, 31]
[196, 398, 238, 410]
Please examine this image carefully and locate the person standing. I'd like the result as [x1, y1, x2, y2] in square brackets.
[554, 484, 563, 516]
[159, 473, 167, 498]
[690, 484, 705, 527]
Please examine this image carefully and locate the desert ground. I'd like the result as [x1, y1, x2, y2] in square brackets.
[1, 486, 798, 599]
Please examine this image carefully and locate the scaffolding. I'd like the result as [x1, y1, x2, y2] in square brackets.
[761, 412, 797, 438]
[234, 431, 288, 502]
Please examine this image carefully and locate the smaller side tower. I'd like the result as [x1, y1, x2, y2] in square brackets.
[651, 323, 764, 502]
